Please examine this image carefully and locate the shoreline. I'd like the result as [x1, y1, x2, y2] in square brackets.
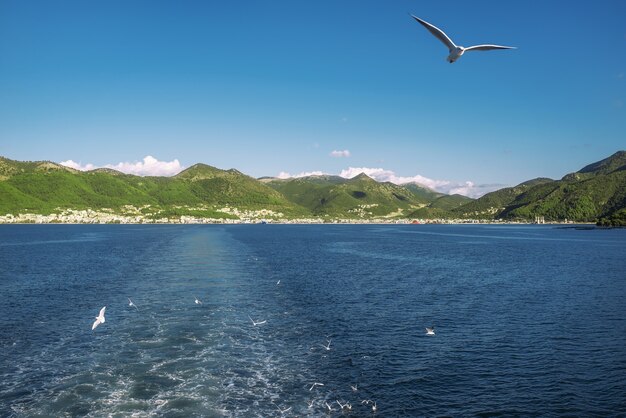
[0, 219, 597, 226]
[0, 208, 599, 226]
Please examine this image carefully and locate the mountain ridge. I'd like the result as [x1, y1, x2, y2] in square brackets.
[1, 152, 625, 224]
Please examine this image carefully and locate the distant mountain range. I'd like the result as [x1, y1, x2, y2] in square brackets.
[1, 151, 625, 225]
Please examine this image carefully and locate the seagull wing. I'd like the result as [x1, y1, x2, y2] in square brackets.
[92, 318, 101, 330]
[410, 15, 456, 50]
[464, 44, 516, 52]
[98, 306, 106, 322]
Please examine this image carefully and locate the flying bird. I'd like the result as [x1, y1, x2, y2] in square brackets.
[128, 298, 138, 310]
[309, 382, 324, 391]
[321, 339, 332, 351]
[425, 326, 436, 335]
[195, 297, 202, 305]
[274, 405, 292, 415]
[336, 400, 352, 410]
[92, 306, 106, 330]
[248, 315, 267, 326]
[410, 15, 515, 63]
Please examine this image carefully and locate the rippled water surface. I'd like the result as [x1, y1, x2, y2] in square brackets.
[1, 224, 625, 416]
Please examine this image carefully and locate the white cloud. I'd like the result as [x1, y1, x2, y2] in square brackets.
[60, 160, 97, 171]
[60, 156, 185, 177]
[330, 150, 351, 158]
[277, 170, 328, 179]
[338, 167, 447, 189]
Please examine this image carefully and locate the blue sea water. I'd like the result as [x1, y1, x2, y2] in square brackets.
[0, 224, 625, 417]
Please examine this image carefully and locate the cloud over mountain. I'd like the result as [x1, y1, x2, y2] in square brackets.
[339, 167, 505, 198]
[277, 166, 505, 198]
[60, 156, 184, 177]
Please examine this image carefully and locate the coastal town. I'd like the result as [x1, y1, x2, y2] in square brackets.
[0, 205, 531, 225]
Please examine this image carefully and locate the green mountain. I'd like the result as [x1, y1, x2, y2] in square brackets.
[405, 194, 474, 219]
[264, 173, 433, 218]
[452, 178, 555, 218]
[263, 174, 477, 219]
[1, 151, 625, 223]
[453, 151, 626, 223]
[0, 158, 305, 219]
[401, 182, 446, 204]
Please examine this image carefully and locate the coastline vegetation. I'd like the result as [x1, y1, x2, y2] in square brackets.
[1, 151, 625, 225]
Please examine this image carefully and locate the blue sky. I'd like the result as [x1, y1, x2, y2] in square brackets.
[1, 1, 624, 196]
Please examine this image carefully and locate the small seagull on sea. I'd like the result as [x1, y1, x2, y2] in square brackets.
[276, 280, 280, 285]
[309, 382, 324, 391]
[194, 297, 202, 305]
[362, 399, 377, 412]
[248, 315, 267, 326]
[321, 339, 332, 351]
[325, 402, 335, 412]
[410, 14, 516, 63]
[274, 405, 292, 415]
[128, 298, 138, 310]
[92, 306, 106, 330]
[307, 400, 315, 408]
[351, 384, 358, 392]
[425, 326, 435, 335]
[336, 400, 352, 411]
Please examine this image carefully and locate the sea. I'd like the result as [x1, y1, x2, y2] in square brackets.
[0, 224, 625, 417]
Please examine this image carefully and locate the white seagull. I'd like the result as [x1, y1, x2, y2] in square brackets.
[274, 405, 292, 415]
[248, 315, 267, 326]
[92, 306, 106, 330]
[425, 326, 436, 335]
[309, 382, 324, 391]
[194, 297, 202, 305]
[362, 399, 377, 412]
[128, 298, 138, 310]
[410, 15, 515, 63]
[321, 339, 332, 351]
[336, 400, 352, 411]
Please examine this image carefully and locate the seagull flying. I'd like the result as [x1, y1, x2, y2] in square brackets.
[351, 384, 358, 392]
[92, 306, 106, 330]
[410, 15, 515, 63]
[309, 382, 324, 391]
[321, 339, 332, 351]
[336, 400, 352, 410]
[275, 405, 292, 415]
[425, 326, 436, 335]
[128, 298, 138, 310]
[195, 297, 202, 305]
[248, 315, 267, 326]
